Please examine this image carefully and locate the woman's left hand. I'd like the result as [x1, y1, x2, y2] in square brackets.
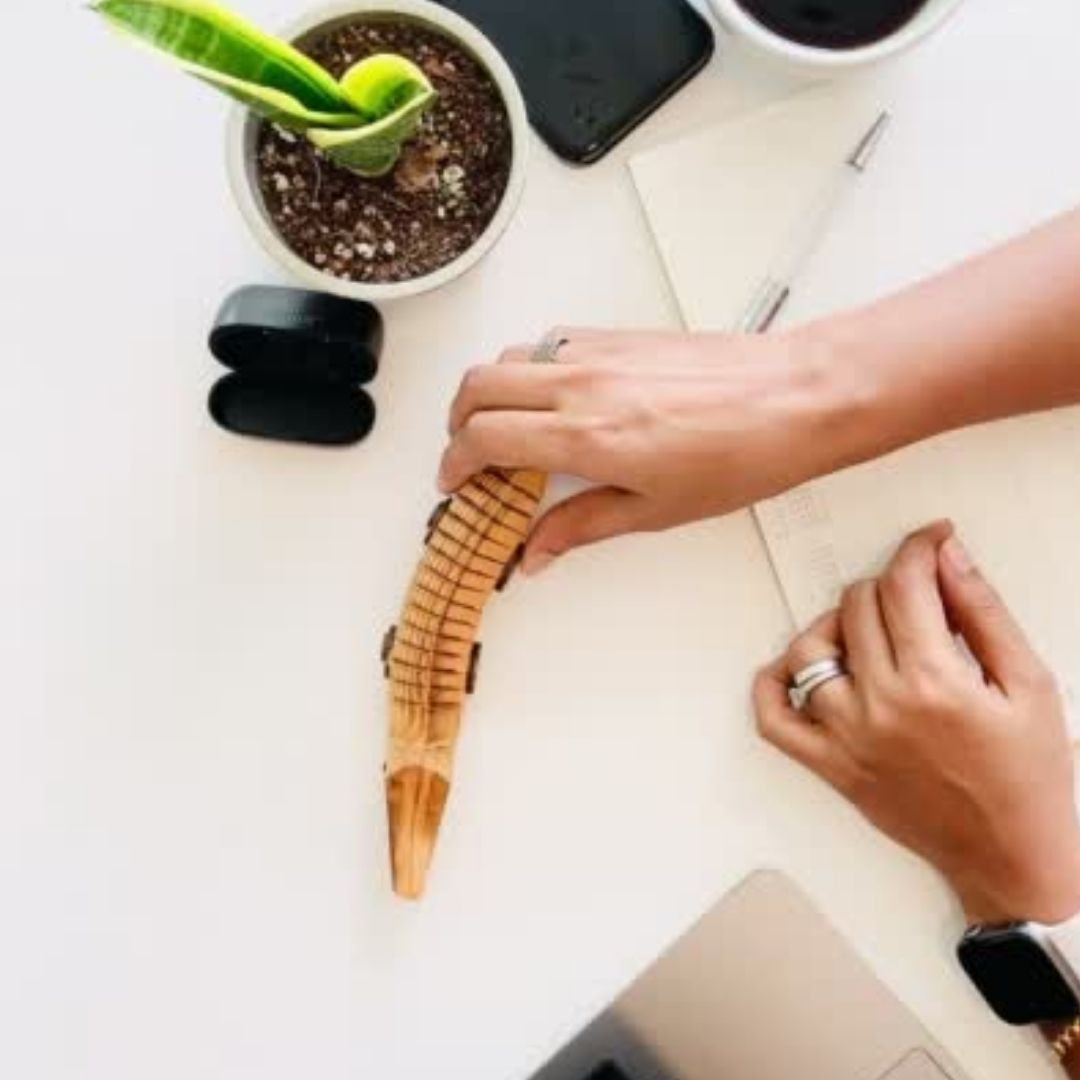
[754, 522, 1080, 925]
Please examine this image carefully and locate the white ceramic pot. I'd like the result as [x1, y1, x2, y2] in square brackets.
[706, 0, 966, 75]
[226, 0, 528, 302]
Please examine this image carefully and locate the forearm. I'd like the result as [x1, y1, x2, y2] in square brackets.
[799, 206, 1080, 469]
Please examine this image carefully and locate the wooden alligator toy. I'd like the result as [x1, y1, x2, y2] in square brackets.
[382, 467, 547, 899]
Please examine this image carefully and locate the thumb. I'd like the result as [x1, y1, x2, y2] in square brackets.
[522, 487, 650, 575]
[938, 534, 1034, 689]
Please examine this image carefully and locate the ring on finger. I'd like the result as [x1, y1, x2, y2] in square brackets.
[788, 658, 849, 711]
[791, 657, 844, 689]
[531, 330, 569, 365]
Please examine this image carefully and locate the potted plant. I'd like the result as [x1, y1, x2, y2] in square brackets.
[93, 0, 529, 301]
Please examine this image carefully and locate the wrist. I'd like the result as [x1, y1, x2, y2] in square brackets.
[763, 322, 882, 480]
[954, 847, 1080, 926]
[783, 308, 957, 472]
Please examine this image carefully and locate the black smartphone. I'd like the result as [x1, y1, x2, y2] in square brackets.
[434, 0, 715, 164]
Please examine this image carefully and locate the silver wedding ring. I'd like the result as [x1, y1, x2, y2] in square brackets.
[788, 657, 848, 711]
[531, 331, 569, 365]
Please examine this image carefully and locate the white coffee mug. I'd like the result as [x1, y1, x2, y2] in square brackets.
[706, 0, 967, 74]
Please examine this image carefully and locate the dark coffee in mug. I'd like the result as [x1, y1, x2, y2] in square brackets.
[735, 0, 930, 49]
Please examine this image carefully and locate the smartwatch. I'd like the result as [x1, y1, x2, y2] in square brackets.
[959, 914, 1080, 1024]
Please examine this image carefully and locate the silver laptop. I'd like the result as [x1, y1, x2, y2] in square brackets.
[529, 871, 968, 1080]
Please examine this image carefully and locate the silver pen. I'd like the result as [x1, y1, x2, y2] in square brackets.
[736, 111, 891, 335]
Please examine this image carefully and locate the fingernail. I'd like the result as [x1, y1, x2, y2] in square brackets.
[436, 472, 452, 494]
[522, 551, 556, 577]
[942, 535, 974, 575]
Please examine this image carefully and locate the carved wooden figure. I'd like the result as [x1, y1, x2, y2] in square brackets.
[382, 467, 547, 899]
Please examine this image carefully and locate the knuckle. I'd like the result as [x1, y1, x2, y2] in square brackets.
[787, 632, 838, 671]
[457, 413, 490, 452]
[560, 417, 598, 455]
[497, 345, 529, 365]
[567, 411, 626, 454]
[751, 667, 773, 700]
[906, 677, 950, 716]
[1019, 661, 1058, 698]
[894, 665, 958, 718]
[901, 527, 939, 557]
[840, 580, 869, 616]
[907, 652, 949, 688]
[562, 362, 606, 393]
[966, 576, 1000, 608]
[460, 364, 488, 396]
[881, 558, 917, 596]
[754, 707, 778, 745]
[955, 562, 1004, 610]
[900, 527, 928, 549]
[863, 694, 902, 736]
[456, 416, 478, 448]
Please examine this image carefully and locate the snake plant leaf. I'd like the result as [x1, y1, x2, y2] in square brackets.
[309, 58, 435, 176]
[185, 64, 362, 130]
[308, 87, 435, 176]
[91, 0, 352, 113]
[338, 54, 432, 119]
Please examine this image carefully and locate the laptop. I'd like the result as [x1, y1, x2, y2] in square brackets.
[528, 871, 968, 1080]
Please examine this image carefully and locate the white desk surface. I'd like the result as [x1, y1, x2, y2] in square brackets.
[4, 1, 1073, 1077]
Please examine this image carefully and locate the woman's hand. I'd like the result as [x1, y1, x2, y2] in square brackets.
[754, 523, 1080, 925]
[439, 212, 1080, 577]
[439, 328, 867, 575]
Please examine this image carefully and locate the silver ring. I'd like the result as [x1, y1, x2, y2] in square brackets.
[788, 657, 847, 711]
[532, 331, 569, 365]
[791, 658, 844, 688]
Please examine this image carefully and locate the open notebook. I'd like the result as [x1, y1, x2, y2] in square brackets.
[630, 32, 1080, 725]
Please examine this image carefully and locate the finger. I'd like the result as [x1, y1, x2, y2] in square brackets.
[784, 611, 858, 726]
[840, 579, 896, 682]
[521, 488, 651, 575]
[494, 344, 535, 365]
[938, 534, 1038, 691]
[545, 326, 671, 344]
[753, 658, 850, 785]
[448, 364, 564, 435]
[786, 610, 843, 670]
[491, 332, 622, 363]
[438, 412, 593, 493]
[878, 521, 958, 668]
[556, 332, 709, 367]
[801, 669, 860, 727]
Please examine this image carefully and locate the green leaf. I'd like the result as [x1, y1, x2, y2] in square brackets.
[91, 0, 352, 113]
[185, 63, 363, 130]
[338, 53, 432, 119]
[308, 85, 435, 176]
[307, 56, 435, 176]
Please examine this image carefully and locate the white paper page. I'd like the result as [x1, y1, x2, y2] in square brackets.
[630, 0, 1080, 726]
[631, 83, 884, 334]
[755, 414, 1080, 721]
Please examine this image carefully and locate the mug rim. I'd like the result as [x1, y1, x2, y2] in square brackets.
[706, 0, 967, 69]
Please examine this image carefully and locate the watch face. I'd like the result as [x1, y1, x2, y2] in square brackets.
[958, 925, 1080, 1024]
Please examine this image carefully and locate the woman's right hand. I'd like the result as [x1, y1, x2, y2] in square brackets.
[440, 209, 1080, 577]
[438, 326, 872, 575]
